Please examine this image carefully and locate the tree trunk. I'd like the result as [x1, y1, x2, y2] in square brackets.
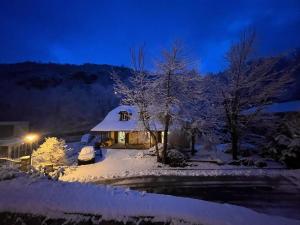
[231, 127, 238, 160]
[154, 142, 160, 162]
[147, 130, 161, 162]
[162, 114, 170, 163]
[191, 131, 196, 155]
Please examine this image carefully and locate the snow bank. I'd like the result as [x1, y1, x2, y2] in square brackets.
[0, 175, 299, 225]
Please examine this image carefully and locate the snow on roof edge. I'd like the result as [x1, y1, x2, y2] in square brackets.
[91, 105, 164, 132]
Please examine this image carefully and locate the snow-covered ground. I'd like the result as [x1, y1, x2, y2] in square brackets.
[61, 147, 158, 182]
[1, 171, 299, 225]
[60, 143, 298, 184]
[192, 144, 284, 167]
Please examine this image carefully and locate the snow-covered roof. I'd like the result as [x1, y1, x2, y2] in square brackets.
[262, 101, 300, 113]
[0, 137, 23, 146]
[91, 105, 163, 132]
[244, 100, 300, 114]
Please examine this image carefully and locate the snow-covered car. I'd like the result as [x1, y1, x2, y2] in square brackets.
[78, 146, 95, 165]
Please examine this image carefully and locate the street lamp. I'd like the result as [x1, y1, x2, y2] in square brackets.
[23, 133, 39, 165]
[24, 134, 39, 143]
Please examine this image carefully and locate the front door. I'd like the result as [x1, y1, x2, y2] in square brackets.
[118, 131, 125, 144]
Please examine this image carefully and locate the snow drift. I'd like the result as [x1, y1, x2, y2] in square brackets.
[0, 174, 299, 225]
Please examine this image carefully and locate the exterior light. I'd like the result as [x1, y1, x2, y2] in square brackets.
[24, 133, 39, 143]
[23, 133, 40, 166]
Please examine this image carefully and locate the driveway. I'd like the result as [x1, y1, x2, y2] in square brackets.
[99, 175, 300, 220]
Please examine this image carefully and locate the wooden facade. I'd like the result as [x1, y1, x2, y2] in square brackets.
[98, 131, 163, 149]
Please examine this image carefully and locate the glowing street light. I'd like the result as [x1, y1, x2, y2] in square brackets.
[24, 133, 39, 143]
[23, 133, 39, 166]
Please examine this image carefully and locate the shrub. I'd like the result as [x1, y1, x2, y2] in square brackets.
[166, 149, 186, 167]
[32, 137, 68, 169]
[264, 113, 300, 169]
[280, 138, 300, 168]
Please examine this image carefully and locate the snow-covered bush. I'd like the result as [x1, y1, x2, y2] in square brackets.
[264, 113, 300, 169]
[32, 137, 68, 169]
[148, 143, 163, 156]
[280, 138, 300, 168]
[0, 165, 22, 181]
[166, 149, 186, 167]
[48, 166, 66, 180]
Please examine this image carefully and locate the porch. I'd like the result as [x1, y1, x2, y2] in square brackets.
[0, 138, 32, 159]
[96, 131, 163, 149]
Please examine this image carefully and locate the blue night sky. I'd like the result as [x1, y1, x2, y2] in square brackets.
[0, 0, 299, 73]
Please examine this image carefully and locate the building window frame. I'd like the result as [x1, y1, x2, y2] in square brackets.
[119, 111, 130, 121]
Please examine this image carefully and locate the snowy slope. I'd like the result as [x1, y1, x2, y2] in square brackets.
[0, 175, 299, 225]
[0, 62, 132, 134]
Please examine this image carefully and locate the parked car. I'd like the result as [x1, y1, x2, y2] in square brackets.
[78, 146, 95, 165]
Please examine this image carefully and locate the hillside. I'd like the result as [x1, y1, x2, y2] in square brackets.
[0, 62, 132, 134]
[0, 52, 299, 136]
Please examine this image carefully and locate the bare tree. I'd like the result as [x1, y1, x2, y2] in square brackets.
[113, 47, 161, 162]
[114, 42, 201, 163]
[152, 41, 196, 163]
[179, 74, 223, 155]
[220, 30, 294, 160]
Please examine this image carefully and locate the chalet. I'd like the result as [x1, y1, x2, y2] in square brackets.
[91, 105, 164, 149]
